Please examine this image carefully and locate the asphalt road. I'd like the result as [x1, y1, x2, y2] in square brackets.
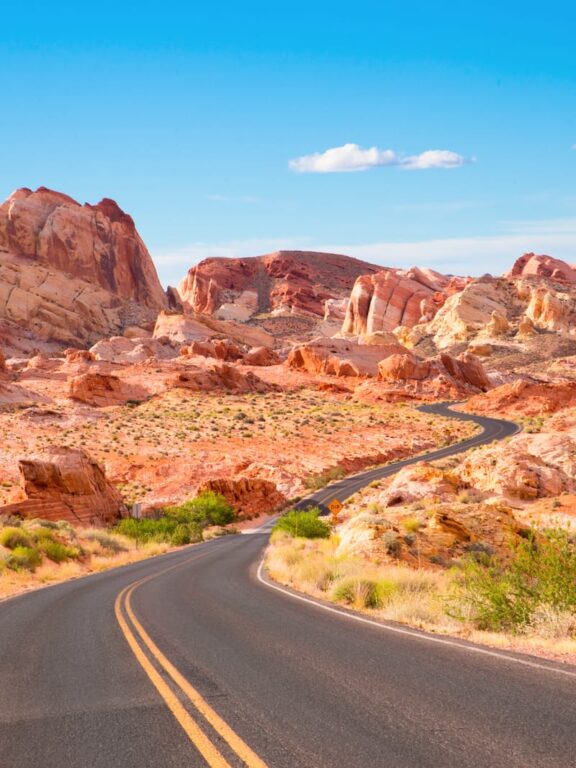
[1, 404, 575, 768]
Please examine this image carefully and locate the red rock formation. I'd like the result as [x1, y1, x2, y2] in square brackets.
[68, 372, 149, 407]
[465, 379, 576, 417]
[0, 187, 167, 308]
[171, 363, 273, 393]
[178, 251, 380, 319]
[342, 267, 467, 335]
[287, 336, 404, 377]
[198, 477, 286, 519]
[0, 447, 126, 524]
[377, 351, 491, 394]
[506, 253, 576, 284]
[377, 353, 431, 381]
[184, 339, 245, 361]
[243, 346, 281, 366]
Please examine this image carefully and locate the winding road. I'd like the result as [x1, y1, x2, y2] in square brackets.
[1, 404, 575, 768]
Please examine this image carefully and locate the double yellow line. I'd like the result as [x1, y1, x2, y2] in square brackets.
[114, 554, 268, 768]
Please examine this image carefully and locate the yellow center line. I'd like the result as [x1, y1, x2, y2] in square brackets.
[115, 584, 231, 768]
[115, 548, 269, 768]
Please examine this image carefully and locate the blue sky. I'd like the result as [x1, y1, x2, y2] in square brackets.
[1, 1, 575, 285]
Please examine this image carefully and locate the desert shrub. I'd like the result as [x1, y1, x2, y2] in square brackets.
[114, 517, 179, 544]
[0, 527, 33, 550]
[83, 530, 128, 553]
[331, 578, 395, 609]
[8, 546, 42, 571]
[170, 523, 204, 546]
[304, 466, 346, 491]
[165, 491, 235, 527]
[273, 508, 331, 539]
[382, 530, 401, 556]
[37, 539, 81, 563]
[448, 529, 576, 633]
[402, 518, 422, 533]
[32, 528, 56, 543]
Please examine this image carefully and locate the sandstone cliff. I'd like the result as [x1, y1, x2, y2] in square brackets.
[0, 187, 167, 352]
[178, 250, 380, 321]
[342, 267, 468, 336]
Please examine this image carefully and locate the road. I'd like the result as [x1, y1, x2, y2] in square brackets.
[1, 404, 575, 768]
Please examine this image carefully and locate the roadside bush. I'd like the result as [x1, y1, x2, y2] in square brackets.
[304, 467, 346, 491]
[273, 508, 331, 539]
[37, 539, 81, 563]
[165, 491, 235, 527]
[8, 546, 42, 572]
[448, 529, 576, 633]
[83, 530, 128, 553]
[0, 527, 33, 550]
[331, 578, 396, 609]
[114, 517, 180, 544]
[170, 523, 203, 546]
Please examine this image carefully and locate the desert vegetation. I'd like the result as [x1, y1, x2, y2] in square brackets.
[266, 521, 576, 660]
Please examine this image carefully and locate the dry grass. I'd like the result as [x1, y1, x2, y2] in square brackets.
[0, 520, 173, 600]
[265, 532, 576, 664]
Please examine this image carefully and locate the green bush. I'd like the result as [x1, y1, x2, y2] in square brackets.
[0, 526, 33, 550]
[165, 491, 235, 527]
[331, 578, 395, 609]
[169, 523, 203, 546]
[273, 508, 331, 539]
[114, 491, 234, 546]
[448, 529, 576, 633]
[114, 517, 179, 544]
[37, 539, 81, 563]
[8, 546, 42, 572]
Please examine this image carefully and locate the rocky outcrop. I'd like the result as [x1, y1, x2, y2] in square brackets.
[377, 351, 491, 393]
[424, 279, 514, 349]
[153, 311, 274, 349]
[171, 363, 273, 393]
[178, 251, 380, 320]
[524, 286, 574, 333]
[198, 477, 286, 519]
[0, 447, 126, 524]
[459, 433, 576, 500]
[342, 267, 467, 336]
[465, 379, 576, 417]
[89, 336, 177, 363]
[68, 372, 149, 407]
[506, 253, 576, 284]
[0, 187, 167, 307]
[243, 346, 281, 366]
[287, 336, 405, 377]
[0, 187, 167, 351]
[183, 339, 245, 362]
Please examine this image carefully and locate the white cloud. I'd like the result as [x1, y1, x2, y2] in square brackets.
[289, 144, 398, 173]
[289, 143, 468, 173]
[401, 149, 467, 170]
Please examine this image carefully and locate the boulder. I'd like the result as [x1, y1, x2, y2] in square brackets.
[0, 447, 126, 525]
[287, 336, 405, 377]
[243, 346, 282, 366]
[68, 372, 148, 407]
